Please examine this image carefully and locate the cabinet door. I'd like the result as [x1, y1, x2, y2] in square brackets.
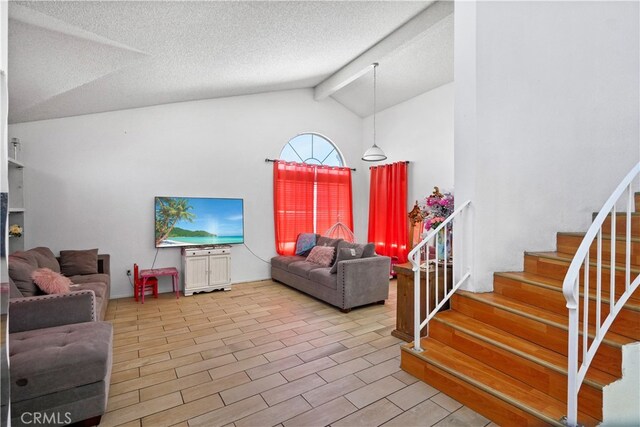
[208, 255, 230, 286]
[184, 256, 209, 290]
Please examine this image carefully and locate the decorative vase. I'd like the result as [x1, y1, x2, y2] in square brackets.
[436, 227, 451, 261]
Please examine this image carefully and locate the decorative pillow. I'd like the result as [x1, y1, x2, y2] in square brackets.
[362, 243, 376, 258]
[8, 256, 41, 297]
[31, 268, 72, 294]
[317, 236, 341, 249]
[8, 277, 24, 299]
[295, 233, 317, 256]
[335, 240, 365, 255]
[59, 249, 99, 276]
[9, 251, 39, 267]
[306, 246, 335, 267]
[29, 247, 61, 272]
[330, 247, 362, 274]
[317, 236, 342, 265]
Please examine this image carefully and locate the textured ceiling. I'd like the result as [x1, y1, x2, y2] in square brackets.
[332, 12, 453, 117]
[8, 1, 452, 124]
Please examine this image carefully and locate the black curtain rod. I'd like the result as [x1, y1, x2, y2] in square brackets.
[368, 160, 410, 169]
[265, 158, 356, 171]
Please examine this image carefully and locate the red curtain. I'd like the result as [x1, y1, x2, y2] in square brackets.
[367, 162, 408, 263]
[273, 161, 315, 255]
[316, 166, 354, 235]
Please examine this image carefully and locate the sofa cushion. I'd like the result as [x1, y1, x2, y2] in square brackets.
[362, 243, 376, 258]
[295, 233, 318, 256]
[72, 282, 106, 301]
[271, 255, 306, 272]
[317, 236, 341, 249]
[330, 247, 362, 274]
[306, 246, 335, 267]
[59, 249, 99, 276]
[68, 273, 110, 287]
[308, 268, 338, 290]
[28, 247, 61, 273]
[9, 278, 23, 298]
[335, 241, 376, 259]
[288, 261, 326, 278]
[71, 282, 108, 320]
[336, 241, 366, 256]
[8, 256, 42, 297]
[9, 251, 38, 267]
[316, 236, 342, 265]
[9, 321, 113, 402]
[31, 268, 72, 294]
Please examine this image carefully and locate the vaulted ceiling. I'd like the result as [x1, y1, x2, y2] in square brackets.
[8, 1, 453, 124]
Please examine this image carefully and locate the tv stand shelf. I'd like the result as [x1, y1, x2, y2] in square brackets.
[182, 247, 231, 296]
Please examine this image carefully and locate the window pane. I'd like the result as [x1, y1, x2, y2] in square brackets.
[290, 134, 312, 162]
[280, 144, 303, 163]
[323, 151, 343, 167]
[279, 133, 344, 167]
[313, 137, 337, 164]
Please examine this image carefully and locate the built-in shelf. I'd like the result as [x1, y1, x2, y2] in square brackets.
[8, 157, 24, 168]
[8, 151, 25, 253]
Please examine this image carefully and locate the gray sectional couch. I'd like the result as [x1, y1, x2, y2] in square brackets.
[7, 247, 112, 426]
[271, 236, 391, 312]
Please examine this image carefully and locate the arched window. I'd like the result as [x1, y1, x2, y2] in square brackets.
[279, 133, 344, 167]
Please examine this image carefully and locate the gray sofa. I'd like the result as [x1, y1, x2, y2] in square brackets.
[7, 247, 113, 426]
[271, 237, 391, 312]
[8, 247, 110, 320]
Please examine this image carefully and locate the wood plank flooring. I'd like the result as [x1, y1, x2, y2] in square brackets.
[103, 279, 492, 427]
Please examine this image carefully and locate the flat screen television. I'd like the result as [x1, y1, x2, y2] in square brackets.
[155, 196, 244, 248]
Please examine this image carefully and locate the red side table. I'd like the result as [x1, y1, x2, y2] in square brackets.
[139, 267, 180, 303]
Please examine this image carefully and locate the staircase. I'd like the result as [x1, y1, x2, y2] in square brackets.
[400, 193, 640, 426]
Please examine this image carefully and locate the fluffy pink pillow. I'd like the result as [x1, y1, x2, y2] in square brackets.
[31, 268, 72, 294]
[306, 246, 335, 267]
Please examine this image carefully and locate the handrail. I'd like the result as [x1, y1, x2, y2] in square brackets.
[563, 162, 640, 426]
[408, 200, 471, 351]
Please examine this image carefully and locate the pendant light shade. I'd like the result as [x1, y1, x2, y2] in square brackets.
[362, 62, 387, 162]
[362, 144, 387, 162]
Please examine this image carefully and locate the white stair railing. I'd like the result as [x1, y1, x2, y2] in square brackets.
[409, 200, 472, 351]
[563, 162, 640, 426]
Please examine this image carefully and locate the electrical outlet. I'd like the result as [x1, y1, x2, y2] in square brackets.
[126, 270, 131, 276]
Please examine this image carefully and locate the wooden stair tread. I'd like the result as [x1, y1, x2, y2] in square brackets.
[557, 232, 640, 268]
[456, 291, 634, 347]
[558, 232, 640, 243]
[597, 212, 640, 217]
[405, 340, 599, 426]
[433, 311, 617, 388]
[526, 251, 640, 274]
[495, 271, 640, 309]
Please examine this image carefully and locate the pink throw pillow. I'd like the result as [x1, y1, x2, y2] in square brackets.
[306, 246, 335, 267]
[31, 268, 72, 294]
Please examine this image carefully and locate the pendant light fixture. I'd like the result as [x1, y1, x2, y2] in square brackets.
[362, 62, 387, 162]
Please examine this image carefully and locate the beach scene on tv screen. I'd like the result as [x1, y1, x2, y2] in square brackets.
[155, 197, 244, 247]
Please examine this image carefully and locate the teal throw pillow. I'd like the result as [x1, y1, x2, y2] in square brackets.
[295, 233, 317, 256]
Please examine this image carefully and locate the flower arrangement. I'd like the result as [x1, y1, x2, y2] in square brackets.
[422, 187, 454, 230]
[9, 224, 23, 237]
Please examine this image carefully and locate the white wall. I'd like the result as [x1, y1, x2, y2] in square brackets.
[8, 89, 363, 298]
[359, 83, 455, 239]
[1, 0, 8, 193]
[455, 1, 640, 291]
[603, 343, 640, 425]
[1, 3, 10, 423]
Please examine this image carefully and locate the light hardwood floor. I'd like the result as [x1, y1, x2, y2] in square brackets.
[103, 279, 494, 427]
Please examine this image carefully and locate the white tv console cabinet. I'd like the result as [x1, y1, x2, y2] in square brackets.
[182, 246, 231, 296]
